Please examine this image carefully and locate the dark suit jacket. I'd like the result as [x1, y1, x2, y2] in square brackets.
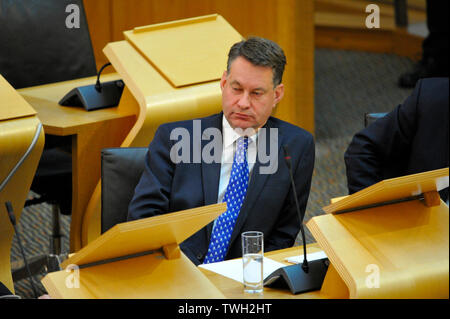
[345, 77, 449, 201]
[128, 112, 315, 265]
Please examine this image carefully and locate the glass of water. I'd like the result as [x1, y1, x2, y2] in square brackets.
[241, 231, 264, 294]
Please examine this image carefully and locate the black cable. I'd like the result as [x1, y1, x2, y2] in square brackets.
[95, 62, 112, 92]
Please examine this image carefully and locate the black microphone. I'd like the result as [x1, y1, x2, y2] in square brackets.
[263, 145, 329, 294]
[5, 201, 39, 299]
[59, 62, 125, 111]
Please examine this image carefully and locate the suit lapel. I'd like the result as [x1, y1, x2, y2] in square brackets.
[227, 118, 284, 251]
[200, 113, 223, 240]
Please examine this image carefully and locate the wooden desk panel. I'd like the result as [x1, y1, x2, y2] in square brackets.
[18, 73, 134, 135]
[42, 244, 328, 299]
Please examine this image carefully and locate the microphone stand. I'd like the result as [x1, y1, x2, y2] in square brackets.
[263, 146, 329, 294]
[5, 202, 39, 299]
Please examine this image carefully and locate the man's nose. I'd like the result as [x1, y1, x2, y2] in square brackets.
[237, 92, 250, 109]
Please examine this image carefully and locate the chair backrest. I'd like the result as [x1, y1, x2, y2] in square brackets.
[0, 0, 97, 89]
[364, 112, 387, 127]
[101, 147, 148, 233]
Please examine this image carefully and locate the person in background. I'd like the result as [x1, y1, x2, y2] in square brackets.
[398, 1, 449, 88]
[345, 77, 449, 202]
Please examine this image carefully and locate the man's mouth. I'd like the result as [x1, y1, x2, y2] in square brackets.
[234, 113, 251, 120]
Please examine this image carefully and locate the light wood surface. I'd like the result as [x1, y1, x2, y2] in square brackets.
[308, 169, 449, 299]
[18, 73, 133, 135]
[0, 75, 45, 293]
[18, 74, 138, 252]
[42, 203, 227, 299]
[124, 14, 242, 87]
[0, 77, 36, 120]
[309, 200, 449, 298]
[63, 203, 226, 269]
[42, 242, 327, 299]
[42, 251, 225, 299]
[199, 244, 335, 299]
[322, 168, 449, 214]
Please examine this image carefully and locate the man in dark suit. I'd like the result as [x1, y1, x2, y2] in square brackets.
[345, 77, 449, 202]
[128, 37, 315, 265]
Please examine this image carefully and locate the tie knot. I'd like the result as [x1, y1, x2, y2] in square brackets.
[237, 136, 249, 152]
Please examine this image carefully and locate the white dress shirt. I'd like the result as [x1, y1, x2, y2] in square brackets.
[217, 116, 258, 203]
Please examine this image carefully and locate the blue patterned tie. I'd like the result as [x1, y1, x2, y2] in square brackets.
[203, 136, 249, 264]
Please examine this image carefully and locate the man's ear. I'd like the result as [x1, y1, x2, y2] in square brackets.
[220, 71, 227, 91]
[273, 83, 285, 106]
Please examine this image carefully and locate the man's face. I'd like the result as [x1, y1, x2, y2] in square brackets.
[221, 56, 284, 131]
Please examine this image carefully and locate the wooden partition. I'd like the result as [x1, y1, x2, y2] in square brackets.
[308, 168, 449, 298]
[0, 75, 45, 293]
[42, 203, 227, 298]
[314, 0, 426, 60]
[83, 0, 315, 134]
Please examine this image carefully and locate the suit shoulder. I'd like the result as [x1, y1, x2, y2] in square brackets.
[268, 117, 313, 141]
[418, 77, 449, 90]
[413, 77, 449, 114]
[158, 113, 222, 131]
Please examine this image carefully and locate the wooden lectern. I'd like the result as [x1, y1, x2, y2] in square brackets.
[307, 168, 449, 299]
[42, 203, 227, 298]
[81, 14, 243, 250]
[0, 75, 45, 293]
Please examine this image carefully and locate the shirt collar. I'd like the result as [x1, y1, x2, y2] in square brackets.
[222, 115, 258, 148]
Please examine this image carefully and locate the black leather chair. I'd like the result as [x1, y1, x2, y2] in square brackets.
[0, 0, 98, 280]
[364, 112, 388, 127]
[0, 0, 97, 89]
[101, 148, 148, 234]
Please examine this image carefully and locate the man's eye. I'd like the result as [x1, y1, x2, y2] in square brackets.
[252, 91, 262, 96]
[232, 87, 242, 92]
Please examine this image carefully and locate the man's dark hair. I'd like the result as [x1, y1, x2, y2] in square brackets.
[226, 36, 287, 87]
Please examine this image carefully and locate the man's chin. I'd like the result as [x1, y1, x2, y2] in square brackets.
[229, 119, 256, 131]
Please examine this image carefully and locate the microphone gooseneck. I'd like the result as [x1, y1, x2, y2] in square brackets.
[282, 145, 309, 273]
[95, 62, 112, 92]
[263, 146, 329, 294]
